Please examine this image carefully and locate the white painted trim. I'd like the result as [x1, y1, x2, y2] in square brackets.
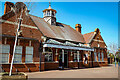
[89, 32, 96, 43]
[0, 19, 38, 29]
[43, 43, 94, 51]
[93, 39, 104, 43]
[44, 61, 59, 63]
[55, 61, 58, 63]
[88, 61, 108, 62]
[69, 61, 83, 62]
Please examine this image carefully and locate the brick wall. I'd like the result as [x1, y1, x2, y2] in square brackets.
[2, 63, 44, 72]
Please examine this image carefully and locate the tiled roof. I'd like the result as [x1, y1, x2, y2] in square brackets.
[83, 32, 95, 43]
[30, 15, 85, 43]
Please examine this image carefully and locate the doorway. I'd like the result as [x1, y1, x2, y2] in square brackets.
[64, 53, 68, 68]
[59, 53, 62, 67]
[59, 50, 68, 68]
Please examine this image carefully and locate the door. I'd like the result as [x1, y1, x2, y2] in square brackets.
[64, 53, 68, 68]
[59, 53, 62, 67]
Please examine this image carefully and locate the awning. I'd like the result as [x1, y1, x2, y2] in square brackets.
[43, 43, 94, 51]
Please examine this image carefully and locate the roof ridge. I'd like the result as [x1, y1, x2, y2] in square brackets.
[83, 31, 94, 35]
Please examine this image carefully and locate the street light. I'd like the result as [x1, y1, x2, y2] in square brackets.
[39, 40, 43, 72]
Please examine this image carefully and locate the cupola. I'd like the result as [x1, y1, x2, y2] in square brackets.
[43, 2, 57, 25]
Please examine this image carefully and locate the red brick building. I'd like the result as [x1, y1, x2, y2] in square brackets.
[0, 2, 108, 72]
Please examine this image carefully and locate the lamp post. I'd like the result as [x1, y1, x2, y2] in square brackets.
[39, 40, 43, 72]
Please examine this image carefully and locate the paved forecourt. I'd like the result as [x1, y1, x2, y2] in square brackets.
[26, 64, 118, 78]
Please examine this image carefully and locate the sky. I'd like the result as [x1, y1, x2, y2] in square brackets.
[0, 2, 119, 48]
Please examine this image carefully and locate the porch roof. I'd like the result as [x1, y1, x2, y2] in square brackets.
[43, 43, 94, 51]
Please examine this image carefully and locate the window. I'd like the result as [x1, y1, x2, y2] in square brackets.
[47, 10, 50, 16]
[14, 46, 22, 63]
[25, 46, 33, 63]
[98, 53, 100, 61]
[74, 53, 77, 62]
[0, 44, 10, 63]
[102, 53, 104, 61]
[73, 51, 81, 62]
[94, 52, 97, 61]
[44, 48, 53, 62]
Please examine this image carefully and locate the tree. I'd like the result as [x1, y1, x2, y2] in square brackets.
[108, 43, 118, 67]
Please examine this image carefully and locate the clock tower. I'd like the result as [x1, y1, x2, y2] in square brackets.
[43, 2, 57, 25]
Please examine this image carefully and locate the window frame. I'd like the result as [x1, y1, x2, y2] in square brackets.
[44, 47, 53, 62]
[102, 52, 104, 61]
[98, 52, 100, 61]
[73, 51, 81, 62]
[25, 46, 34, 63]
[13, 46, 22, 63]
[94, 52, 97, 61]
[0, 44, 10, 63]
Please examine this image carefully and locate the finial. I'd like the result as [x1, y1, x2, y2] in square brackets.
[49, 1, 51, 7]
[48, 1, 52, 9]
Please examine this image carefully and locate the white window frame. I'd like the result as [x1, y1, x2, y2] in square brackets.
[25, 46, 33, 63]
[14, 46, 22, 63]
[98, 53, 100, 61]
[94, 52, 97, 61]
[74, 51, 81, 62]
[0, 44, 10, 63]
[102, 53, 104, 61]
[74, 53, 77, 62]
[44, 48, 53, 62]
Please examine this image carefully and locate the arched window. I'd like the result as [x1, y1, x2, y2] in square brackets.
[44, 47, 53, 62]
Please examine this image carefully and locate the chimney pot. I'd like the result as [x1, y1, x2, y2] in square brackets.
[4, 2, 14, 14]
[75, 24, 82, 33]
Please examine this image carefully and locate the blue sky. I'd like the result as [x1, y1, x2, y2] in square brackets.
[0, 2, 118, 47]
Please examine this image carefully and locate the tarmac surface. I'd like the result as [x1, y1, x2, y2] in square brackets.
[26, 64, 119, 78]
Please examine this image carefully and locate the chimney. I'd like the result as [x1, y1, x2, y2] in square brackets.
[4, 2, 14, 14]
[75, 24, 82, 33]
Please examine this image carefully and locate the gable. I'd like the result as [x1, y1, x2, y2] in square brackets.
[83, 32, 95, 43]
[0, 11, 43, 40]
[91, 32, 107, 48]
